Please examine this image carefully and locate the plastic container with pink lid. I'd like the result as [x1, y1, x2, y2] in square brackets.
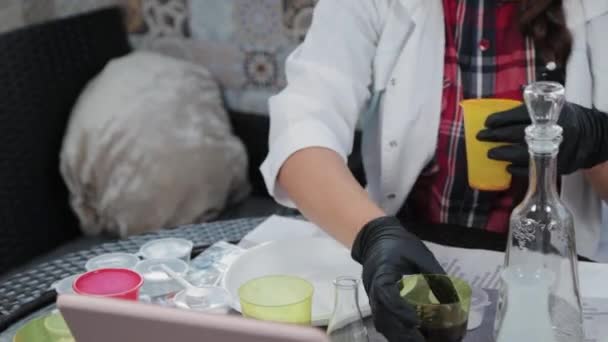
[73, 268, 143, 301]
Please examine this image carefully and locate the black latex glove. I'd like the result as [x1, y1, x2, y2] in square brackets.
[477, 103, 608, 177]
[351, 216, 455, 342]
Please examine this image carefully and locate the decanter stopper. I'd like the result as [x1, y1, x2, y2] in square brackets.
[523, 81, 565, 128]
[523, 81, 565, 153]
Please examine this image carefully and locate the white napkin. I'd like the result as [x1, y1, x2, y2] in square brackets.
[239, 215, 330, 248]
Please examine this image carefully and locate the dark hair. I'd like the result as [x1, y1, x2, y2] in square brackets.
[519, 0, 573, 67]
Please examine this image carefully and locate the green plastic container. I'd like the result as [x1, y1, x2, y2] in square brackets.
[238, 275, 314, 325]
[400, 274, 472, 342]
[13, 312, 74, 342]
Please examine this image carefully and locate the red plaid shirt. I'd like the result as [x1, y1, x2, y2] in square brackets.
[409, 0, 538, 233]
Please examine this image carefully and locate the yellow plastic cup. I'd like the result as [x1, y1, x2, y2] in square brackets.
[238, 275, 314, 325]
[461, 99, 522, 191]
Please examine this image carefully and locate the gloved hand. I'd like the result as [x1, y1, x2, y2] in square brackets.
[351, 216, 454, 342]
[477, 103, 608, 177]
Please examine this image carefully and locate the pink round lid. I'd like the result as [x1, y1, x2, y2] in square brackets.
[73, 268, 143, 297]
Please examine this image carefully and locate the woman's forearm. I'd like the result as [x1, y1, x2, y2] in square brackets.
[277, 147, 385, 247]
[584, 161, 608, 203]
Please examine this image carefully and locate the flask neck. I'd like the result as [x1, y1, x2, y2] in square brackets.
[524, 150, 560, 201]
[332, 277, 361, 312]
[328, 277, 369, 342]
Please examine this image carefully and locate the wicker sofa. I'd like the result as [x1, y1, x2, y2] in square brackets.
[0, 7, 365, 276]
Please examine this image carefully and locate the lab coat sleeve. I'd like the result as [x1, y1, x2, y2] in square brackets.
[260, 0, 383, 207]
[587, 3, 608, 238]
[585, 1, 608, 256]
[586, 1, 608, 113]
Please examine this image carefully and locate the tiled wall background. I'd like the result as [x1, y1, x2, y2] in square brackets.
[0, 0, 318, 114]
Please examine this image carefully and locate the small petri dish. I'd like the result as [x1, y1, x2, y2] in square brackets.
[173, 286, 232, 314]
[52, 274, 81, 295]
[139, 238, 193, 263]
[135, 258, 189, 298]
[85, 252, 140, 271]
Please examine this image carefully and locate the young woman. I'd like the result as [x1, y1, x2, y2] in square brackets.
[262, 1, 608, 340]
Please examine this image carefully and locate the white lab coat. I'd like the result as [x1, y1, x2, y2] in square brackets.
[261, 0, 608, 260]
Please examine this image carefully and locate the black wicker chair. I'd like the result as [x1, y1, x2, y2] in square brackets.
[0, 5, 366, 277]
[0, 7, 131, 273]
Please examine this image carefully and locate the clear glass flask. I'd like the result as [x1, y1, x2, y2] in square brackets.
[327, 276, 369, 342]
[494, 81, 584, 342]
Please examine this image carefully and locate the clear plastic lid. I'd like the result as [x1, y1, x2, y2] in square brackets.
[135, 258, 189, 283]
[173, 286, 232, 313]
[52, 274, 81, 295]
[468, 287, 491, 330]
[470, 287, 491, 308]
[139, 238, 193, 260]
[85, 253, 140, 271]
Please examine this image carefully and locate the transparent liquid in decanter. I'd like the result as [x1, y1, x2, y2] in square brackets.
[496, 267, 557, 342]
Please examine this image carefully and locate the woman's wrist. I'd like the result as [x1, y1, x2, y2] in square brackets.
[344, 208, 386, 248]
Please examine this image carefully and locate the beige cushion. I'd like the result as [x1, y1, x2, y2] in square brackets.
[60, 51, 250, 237]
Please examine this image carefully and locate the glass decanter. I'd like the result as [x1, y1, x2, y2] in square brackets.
[326, 276, 369, 342]
[494, 82, 584, 342]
